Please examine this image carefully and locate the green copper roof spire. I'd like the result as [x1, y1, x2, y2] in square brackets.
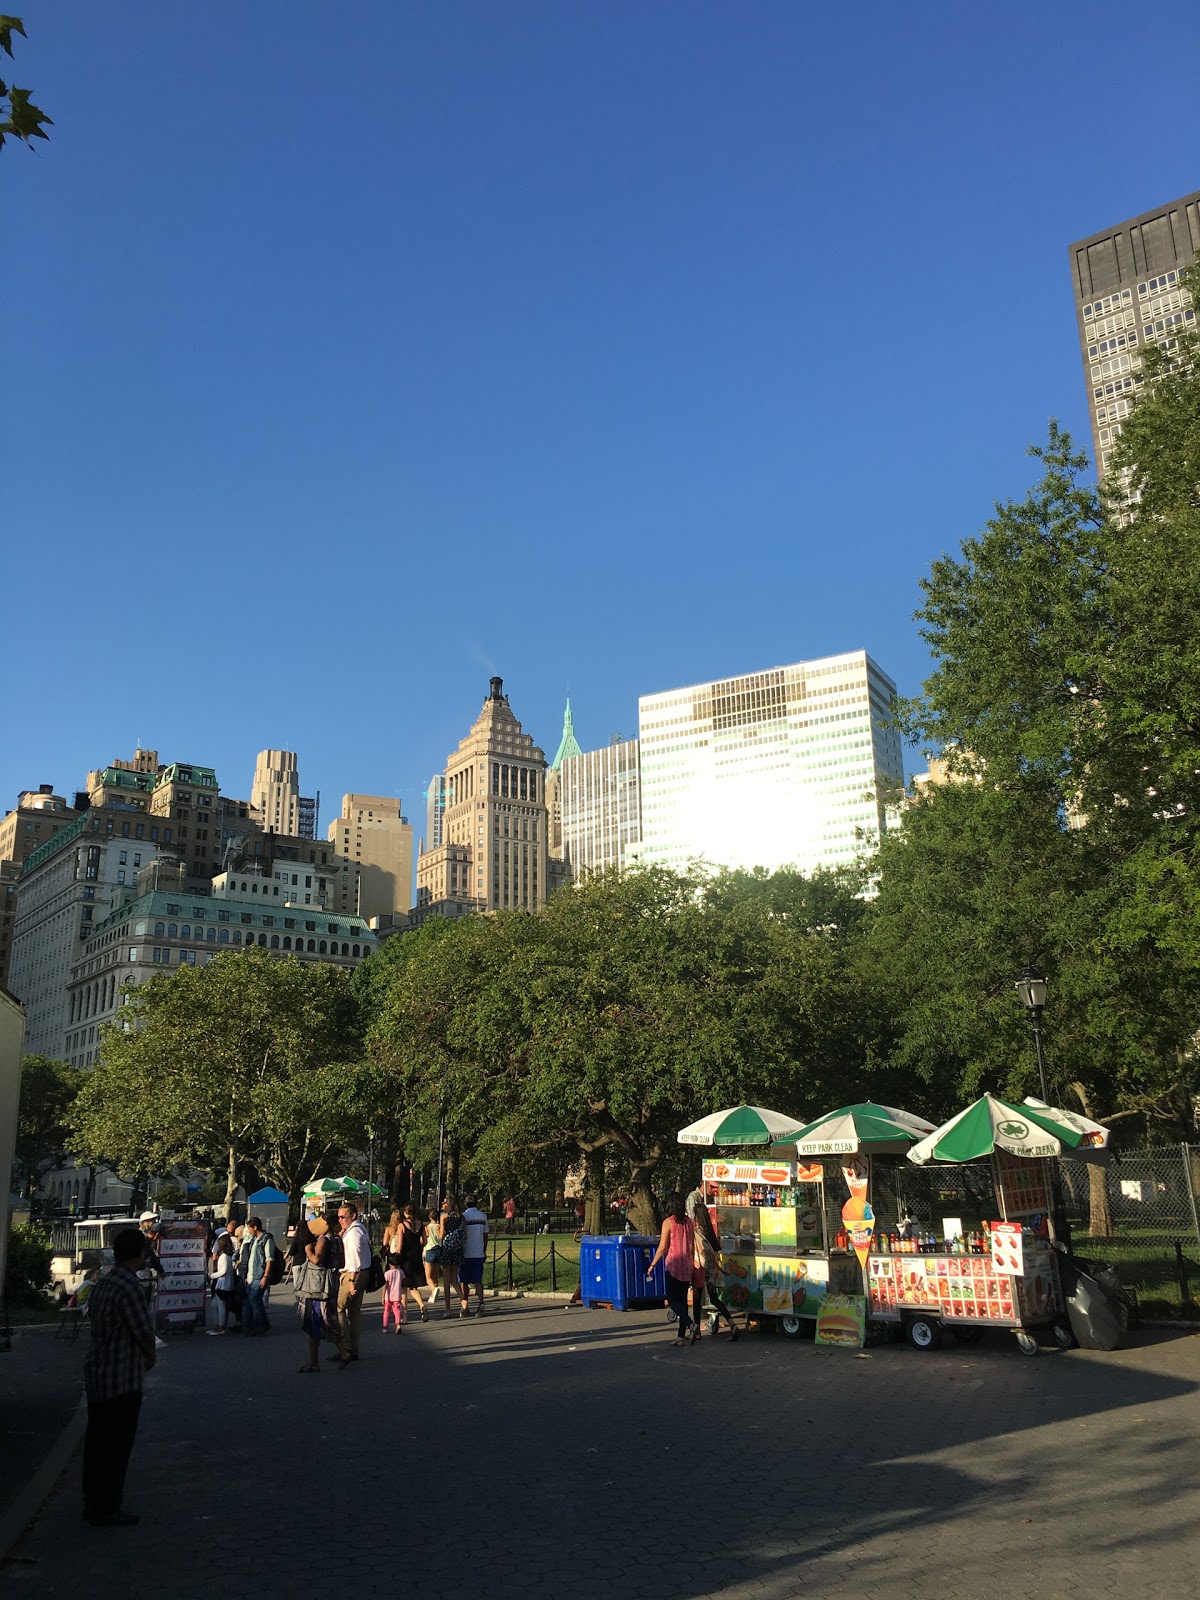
[551, 697, 583, 770]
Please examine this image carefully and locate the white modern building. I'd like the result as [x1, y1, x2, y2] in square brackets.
[637, 650, 903, 876]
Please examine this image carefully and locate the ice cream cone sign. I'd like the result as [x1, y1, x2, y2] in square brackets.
[841, 1156, 869, 1199]
[842, 1194, 876, 1269]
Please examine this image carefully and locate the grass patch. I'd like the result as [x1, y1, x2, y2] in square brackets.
[1073, 1233, 1200, 1318]
[484, 1232, 581, 1294]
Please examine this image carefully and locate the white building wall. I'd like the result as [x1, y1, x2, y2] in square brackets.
[637, 651, 903, 877]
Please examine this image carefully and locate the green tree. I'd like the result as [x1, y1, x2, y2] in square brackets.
[0, 17, 51, 148]
[70, 950, 365, 1216]
[15, 1055, 80, 1190]
[362, 866, 878, 1234]
[886, 339, 1200, 1224]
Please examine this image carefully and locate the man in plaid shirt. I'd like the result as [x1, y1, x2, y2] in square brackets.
[82, 1229, 157, 1527]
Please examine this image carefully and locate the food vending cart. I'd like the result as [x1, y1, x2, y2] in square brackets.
[699, 1154, 863, 1333]
[870, 1093, 1111, 1356]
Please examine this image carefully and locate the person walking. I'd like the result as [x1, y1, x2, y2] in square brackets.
[208, 1232, 237, 1336]
[336, 1200, 371, 1364]
[238, 1217, 275, 1337]
[397, 1203, 430, 1322]
[646, 1191, 697, 1347]
[459, 1194, 490, 1318]
[82, 1228, 156, 1526]
[293, 1217, 339, 1373]
[382, 1209, 405, 1266]
[137, 1210, 167, 1349]
[422, 1202, 443, 1306]
[437, 1196, 466, 1319]
[503, 1195, 517, 1235]
[382, 1263, 406, 1332]
[686, 1187, 738, 1340]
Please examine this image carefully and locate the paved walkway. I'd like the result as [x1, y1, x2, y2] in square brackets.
[5, 1299, 1200, 1598]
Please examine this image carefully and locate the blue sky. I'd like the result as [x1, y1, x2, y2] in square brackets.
[5, 1, 1199, 830]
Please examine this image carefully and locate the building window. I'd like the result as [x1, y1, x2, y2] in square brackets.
[219, 928, 229, 943]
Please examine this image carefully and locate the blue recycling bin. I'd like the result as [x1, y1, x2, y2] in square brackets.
[579, 1234, 666, 1310]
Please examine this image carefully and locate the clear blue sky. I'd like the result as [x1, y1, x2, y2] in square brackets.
[6, 1, 1199, 828]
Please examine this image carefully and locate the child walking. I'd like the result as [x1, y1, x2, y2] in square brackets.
[382, 1264, 406, 1333]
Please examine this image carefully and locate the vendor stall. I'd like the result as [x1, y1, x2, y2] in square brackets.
[879, 1093, 1111, 1355]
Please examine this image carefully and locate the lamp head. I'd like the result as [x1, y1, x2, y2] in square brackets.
[1015, 965, 1048, 1015]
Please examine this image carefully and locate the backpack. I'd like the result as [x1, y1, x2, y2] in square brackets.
[265, 1235, 287, 1287]
[439, 1222, 465, 1267]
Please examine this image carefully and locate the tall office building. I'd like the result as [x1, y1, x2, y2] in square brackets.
[637, 650, 903, 877]
[251, 749, 315, 839]
[425, 775, 446, 852]
[0, 786, 81, 990]
[544, 699, 583, 860]
[327, 794, 414, 921]
[559, 737, 642, 878]
[417, 677, 569, 917]
[1069, 190, 1199, 475]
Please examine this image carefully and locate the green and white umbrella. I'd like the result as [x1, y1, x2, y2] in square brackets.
[790, 1102, 937, 1157]
[302, 1178, 346, 1197]
[907, 1094, 1098, 1166]
[676, 1104, 808, 1148]
[1022, 1098, 1111, 1161]
[302, 1176, 384, 1198]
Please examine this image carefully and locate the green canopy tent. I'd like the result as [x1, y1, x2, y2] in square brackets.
[790, 1102, 937, 1157]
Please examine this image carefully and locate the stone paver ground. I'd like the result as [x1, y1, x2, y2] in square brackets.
[4, 1298, 1199, 1598]
[0, 1325, 86, 1520]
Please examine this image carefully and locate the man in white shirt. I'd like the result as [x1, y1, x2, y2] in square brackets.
[459, 1195, 490, 1317]
[336, 1202, 372, 1362]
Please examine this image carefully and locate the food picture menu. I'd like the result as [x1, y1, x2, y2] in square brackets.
[867, 1255, 1015, 1322]
[993, 1148, 1051, 1222]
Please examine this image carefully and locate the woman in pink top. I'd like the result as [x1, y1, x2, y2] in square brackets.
[646, 1191, 698, 1346]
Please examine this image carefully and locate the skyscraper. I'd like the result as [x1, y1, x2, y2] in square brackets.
[327, 794, 414, 920]
[637, 650, 902, 877]
[425, 774, 446, 852]
[1069, 190, 1199, 475]
[250, 750, 315, 839]
[416, 677, 569, 917]
[559, 737, 642, 878]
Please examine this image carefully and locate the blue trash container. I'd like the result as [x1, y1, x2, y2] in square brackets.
[580, 1234, 666, 1310]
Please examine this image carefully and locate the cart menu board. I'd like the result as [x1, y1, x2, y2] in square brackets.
[156, 1217, 208, 1327]
[867, 1255, 1016, 1322]
[992, 1148, 1052, 1224]
[703, 1159, 794, 1186]
[719, 1252, 830, 1316]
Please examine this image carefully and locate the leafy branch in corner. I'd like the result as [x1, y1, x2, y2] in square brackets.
[1, 16, 52, 149]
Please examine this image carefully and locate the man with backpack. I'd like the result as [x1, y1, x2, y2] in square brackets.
[238, 1217, 276, 1337]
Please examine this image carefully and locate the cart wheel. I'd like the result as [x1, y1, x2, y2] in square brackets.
[1052, 1322, 1075, 1350]
[951, 1327, 984, 1346]
[779, 1314, 803, 1338]
[666, 1308, 678, 1323]
[906, 1316, 943, 1351]
[1015, 1330, 1039, 1357]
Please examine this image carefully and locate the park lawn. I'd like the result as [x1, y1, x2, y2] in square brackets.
[484, 1231, 581, 1295]
[1072, 1231, 1200, 1318]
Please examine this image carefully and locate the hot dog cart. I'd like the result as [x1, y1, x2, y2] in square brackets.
[699, 1155, 862, 1334]
[882, 1093, 1111, 1355]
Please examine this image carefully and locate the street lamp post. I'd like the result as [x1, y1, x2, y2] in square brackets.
[1014, 966, 1070, 1245]
[1014, 966, 1050, 1104]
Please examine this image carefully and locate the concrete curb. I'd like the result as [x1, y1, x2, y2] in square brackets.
[0, 1395, 86, 1563]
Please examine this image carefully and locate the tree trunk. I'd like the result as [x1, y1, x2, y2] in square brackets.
[222, 1146, 239, 1219]
[625, 1157, 661, 1237]
[1086, 1162, 1114, 1239]
[583, 1147, 605, 1235]
[1069, 1082, 1114, 1238]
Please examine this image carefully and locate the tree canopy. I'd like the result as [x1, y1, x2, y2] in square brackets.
[70, 949, 365, 1214]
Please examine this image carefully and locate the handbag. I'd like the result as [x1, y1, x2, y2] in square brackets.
[293, 1259, 331, 1300]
